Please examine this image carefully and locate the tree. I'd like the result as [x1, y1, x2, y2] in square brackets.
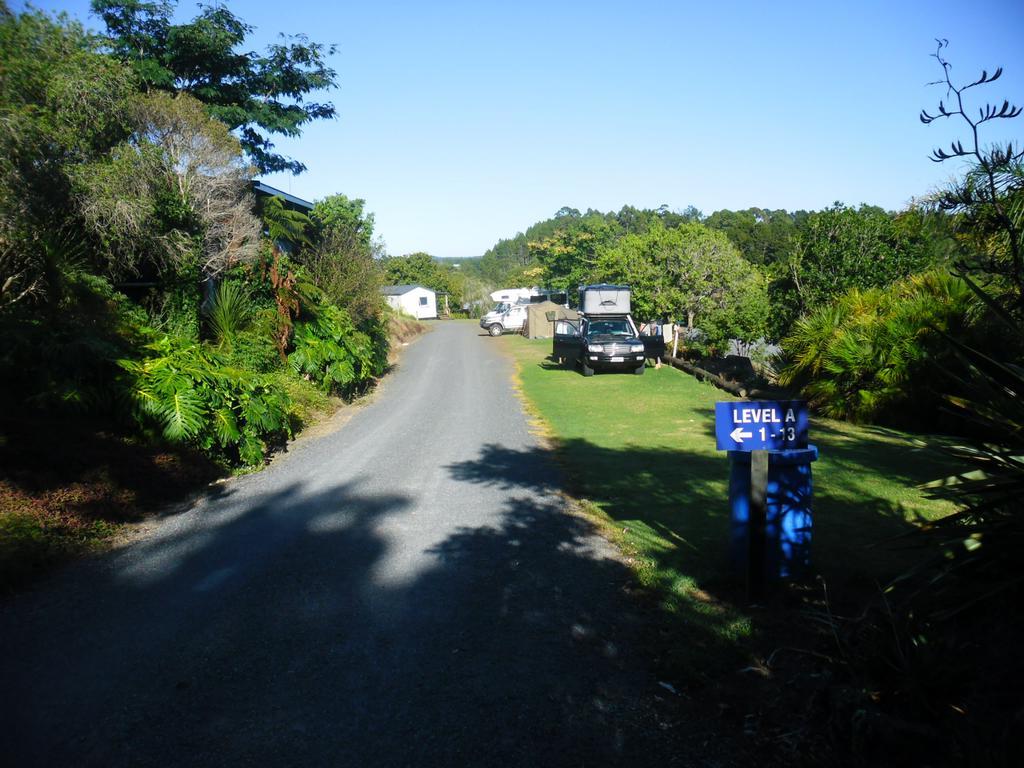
[382, 252, 436, 286]
[382, 252, 465, 308]
[91, 0, 337, 175]
[310, 195, 375, 252]
[0, 5, 137, 303]
[704, 207, 804, 268]
[73, 91, 262, 280]
[920, 39, 1024, 307]
[597, 223, 769, 350]
[784, 203, 941, 314]
[303, 194, 383, 323]
[529, 219, 618, 292]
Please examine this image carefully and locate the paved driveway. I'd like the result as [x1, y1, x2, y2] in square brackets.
[1, 322, 681, 767]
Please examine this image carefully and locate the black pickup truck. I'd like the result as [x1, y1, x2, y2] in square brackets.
[553, 314, 665, 376]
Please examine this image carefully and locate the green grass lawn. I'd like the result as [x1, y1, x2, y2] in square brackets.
[504, 336, 962, 676]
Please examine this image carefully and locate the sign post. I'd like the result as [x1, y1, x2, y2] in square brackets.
[715, 401, 811, 600]
[748, 449, 768, 601]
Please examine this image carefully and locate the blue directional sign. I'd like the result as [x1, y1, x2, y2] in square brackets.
[715, 400, 808, 451]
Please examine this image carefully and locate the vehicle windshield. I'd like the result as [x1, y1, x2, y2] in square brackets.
[491, 302, 510, 314]
[587, 319, 632, 337]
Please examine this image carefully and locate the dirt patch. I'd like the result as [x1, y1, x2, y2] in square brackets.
[0, 417, 221, 592]
[388, 314, 430, 349]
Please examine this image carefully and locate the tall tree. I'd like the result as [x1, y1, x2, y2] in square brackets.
[304, 194, 383, 323]
[785, 204, 940, 314]
[382, 253, 465, 307]
[91, 0, 337, 175]
[0, 4, 136, 303]
[597, 223, 768, 349]
[528, 219, 618, 292]
[310, 194, 375, 252]
[704, 207, 804, 268]
[73, 91, 262, 280]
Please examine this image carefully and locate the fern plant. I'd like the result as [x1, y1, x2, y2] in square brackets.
[260, 195, 312, 252]
[826, 278, 1024, 763]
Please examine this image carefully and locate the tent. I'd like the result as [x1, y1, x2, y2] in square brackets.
[524, 301, 578, 338]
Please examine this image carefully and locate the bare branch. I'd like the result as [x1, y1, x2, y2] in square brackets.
[921, 41, 1024, 304]
[964, 66, 1003, 90]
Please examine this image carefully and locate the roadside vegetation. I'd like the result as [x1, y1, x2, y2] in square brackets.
[0, 3, 433, 590]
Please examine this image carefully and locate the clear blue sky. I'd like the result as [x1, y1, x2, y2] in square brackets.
[33, 0, 1024, 258]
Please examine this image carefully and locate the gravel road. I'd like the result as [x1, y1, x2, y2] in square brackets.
[1, 322, 683, 767]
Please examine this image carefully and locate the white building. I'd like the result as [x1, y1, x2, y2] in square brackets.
[381, 284, 437, 320]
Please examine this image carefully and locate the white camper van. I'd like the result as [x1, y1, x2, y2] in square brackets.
[489, 287, 536, 305]
[479, 288, 536, 336]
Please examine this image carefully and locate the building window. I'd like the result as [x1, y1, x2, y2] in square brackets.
[419, 296, 428, 306]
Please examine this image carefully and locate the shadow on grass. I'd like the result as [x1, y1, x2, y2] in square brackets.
[453, 435, 952, 652]
[811, 419, 960, 488]
[447, 435, 972, 761]
[536, 359, 565, 371]
[452, 438, 928, 583]
[668, 402, 959, 489]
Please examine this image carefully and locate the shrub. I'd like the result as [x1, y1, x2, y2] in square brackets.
[778, 271, 977, 424]
[0, 272, 147, 414]
[270, 371, 334, 433]
[289, 303, 385, 398]
[227, 322, 283, 374]
[118, 335, 291, 466]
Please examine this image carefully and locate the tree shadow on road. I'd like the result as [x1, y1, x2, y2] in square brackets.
[0, 446, 745, 766]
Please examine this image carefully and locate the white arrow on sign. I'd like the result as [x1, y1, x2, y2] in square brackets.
[730, 427, 753, 443]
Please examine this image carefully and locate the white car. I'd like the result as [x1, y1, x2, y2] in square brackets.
[480, 303, 528, 337]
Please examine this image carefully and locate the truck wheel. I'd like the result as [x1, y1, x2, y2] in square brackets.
[633, 364, 645, 375]
[488, 324, 503, 337]
[582, 361, 595, 377]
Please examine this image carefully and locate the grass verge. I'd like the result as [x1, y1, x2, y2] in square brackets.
[503, 336, 961, 681]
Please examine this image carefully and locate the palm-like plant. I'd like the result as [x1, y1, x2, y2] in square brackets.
[204, 280, 252, 348]
[779, 271, 975, 422]
[289, 303, 381, 397]
[918, 277, 1024, 604]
